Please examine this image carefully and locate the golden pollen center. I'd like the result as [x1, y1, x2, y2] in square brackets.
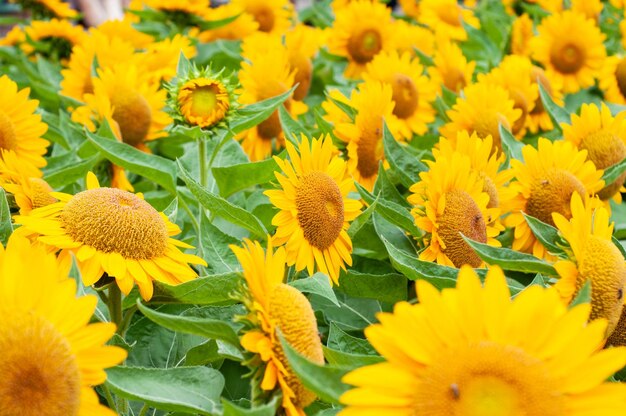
[578, 237, 626, 336]
[391, 73, 419, 119]
[60, 187, 169, 259]
[581, 130, 626, 200]
[615, 58, 626, 99]
[253, 5, 275, 32]
[0, 111, 17, 151]
[0, 314, 81, 416]
[28, 178, 57, 209]
[550, 43, 584, 74]
[295, 171, 345, 250]
[443, 69, 467, 93]
[438, 189, 487, 268]
[190, 86, 218, 116]
[347, 29, 382, 64]
[111, 91, 152, 147]
[356, 125, 383, 179]
[525, 169, 586, 226]
[269, 283, 324, 408]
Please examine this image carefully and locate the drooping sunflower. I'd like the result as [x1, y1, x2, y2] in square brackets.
[14, 173, 206, 301]
[198, 3, 259, 41]
[562, 103, 626, 201]
[599, 55, 626, 106]
[9, 0, 78, 19]
[231, 239, 324, 416]
[71, 63, 171, 152]
[503, 138, 605, 259]
[340, 265, 626, 415]
[408, 152, 501, 268]
[327, 0, 395, 79]
[231, 0, 294, 35]
[417, 0, 479, 42]
[440, 81, 521, 151]
[0, 75, 49, 178]
[0, 233, 127, 416]
[427, 40, 476, 94]
[552, 193, 626, 338]
[265, 135, 362, 285]
[363, 50, 437, 140]
[0, 150, 56, 214]
[511, 13, 534, 57]
[22, 19, 86, 62]
[530, 10, 606, 93]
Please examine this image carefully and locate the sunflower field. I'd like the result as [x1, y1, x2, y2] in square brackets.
[4, 0, 626, 414]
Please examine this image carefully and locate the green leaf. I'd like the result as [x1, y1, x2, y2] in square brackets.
[323, 346, 384, 369]
[538, 83, 570, 129]
[602, 157, 626, 185]
[499, 123, 524, 163]
[290, 272, 340, 306]
[137, 302, 241, 347]
[186, 339, 244, 365]
[86, 130, 177, 192]
[196, 13, 241, 31]
[212, 157, 279, 198]
[522, 213, 567, 256]
[0, 189, 13, 246]
[222, 396, 280, 416]
[356, 182, 421, 237]
[43, 155, 100, 188]
[382, 121, 426, 188]
[280, 335, 351, 404]
[278, 105, 308, 145]
[177, 161, 267, 238]
[198, 213, 241, 274]
[347, 198, 377, 239]
[338, 270, 407, 303]
[230, 86, 296, 134]
[327, 322, 376, 355]
[570, 280, 592, 307]
[613, 236, 626, 260]
[106, 366, 224, 416]
[152, 272, 241, 305]
[462, 235, 557, 275]
[326, 92, 356, 121]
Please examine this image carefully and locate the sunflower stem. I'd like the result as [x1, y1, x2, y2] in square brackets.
[118, 304, 137, 337]
[179, 194, 200, 232]
[101, 384, 117, 413]
[138, 403, 150, 416]
[107, 284, 124, 334]
[198, 137, 208, 188]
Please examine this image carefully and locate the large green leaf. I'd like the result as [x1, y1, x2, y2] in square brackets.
[212, 156, 279, 198]
[230, 86, 296, 134]
[0, 189, 12, 246]
[499, 123, 524, 163]
[347, 197, 377, 239]
[44, 155, 100, 188]
[222, 397, 280, 416]
[327, 322, 376, 355]
[278, 105, 308, 145]
[323, 346, 384, 369]
[522, 213, 567, 256]
[338, 270, 407, 303]
[382, 121, 426, 188]
[106, 366, 224, 415]
[602, 157, 626, 185]
[538, 83, 570, 129]
[198, 213, 242, 274]
[290, 272, 340, 306]
[151, 272, 241, 305]
[356, 182, 421, 237]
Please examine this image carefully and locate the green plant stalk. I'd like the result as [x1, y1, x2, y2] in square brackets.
[107, 284, 123, 334]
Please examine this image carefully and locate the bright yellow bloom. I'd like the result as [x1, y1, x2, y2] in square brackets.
[198, 3, 259, 41]
[231, 0, 294, 35]
[418, 0, 479, 42]
[399, 0, 419, 19]
[177, 78, 231, 128]
[285, 24, 323, 101]
[129, 0, 208, 16]
[571, 0, 603, 21]
[393, 19, 435, 58]
[96, 16, 153, 49]
[427, 40, 476, 94]
[10, 0, 78, 19]
[526, 65, 565, 134]
[21, 19, 86, 62]
[599, 55, 626, 106]
[0, 25, 25, 47]
[511, 13, 534, 56]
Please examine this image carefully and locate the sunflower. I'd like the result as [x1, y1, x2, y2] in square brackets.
[71, 63, 171, 152]
[14, 173, 206, 301]
[504, 138, 605, 259]
[417, 0, 479, 42]
[9, 0, 78, 19]
[138, 34, 197, 83]
[511, 13, 534, 57]
[238, 34, 303, 161]
[198, 3, 259, 41]
[0, 150, 56, 214]
[551, 193, 626, 338]
[340, 265, 626, 415]
[265, 135, 362, 285]
[363, 50, 437, 140]
[96, 17, 153, 49]
[0, 234, 127, 416]
[393, 19, 435, 58]
[527, 65, 564, 134]
[562, 103, 626, 200]
[599, 55, 626, 106]
[427, 40, 476, 94]
[129, 0, 208, 17]
[231, 239, 324, 416]
[530, 10, 606, 93]
[285, 24, 322, 102]
[231, 0, 293, 35]
[327, 0, 395, 79]
[22, 19, 86, 62]
[408, 152, 501, 268]
[0, 75, 49, 178]
[440, 81, 521, 151]
[572, 0, 603, 21]
[399, 0, 419, 19]
[0, 25, 25, 47]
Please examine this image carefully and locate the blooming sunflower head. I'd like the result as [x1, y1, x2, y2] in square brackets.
[14, 172, 207, 301]
[503, 138, 605, 259]
[265, 135, 362, 285]
[530, 10, 606, 93]
[408, 152, 502, 268]
[0, 233, 126, 416]
[553, 192, 626, 337]
[231, 0, 294, 34]
[340, 265, 626, 415]
[9, 0, 78, 19]
[511, 13, 534, 56]
[22, 19, 86, 62]
[562, 103, 626, 200]
[418, 0, 480, 42]
[285, 24, 323, 101]
[428, 39, 476, 94]
[198, 3, 259, 42]
[231, 238, 324, 415]
[600, 55, 626, 106]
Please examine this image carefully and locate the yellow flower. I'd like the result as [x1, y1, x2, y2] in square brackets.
[526, 65, 565, 134]
[511, 13, 534, 57]
[129, 0, 208, 16]
[571, 0, 603, 21]
[231, 239, 324, 416]
[96, 16, 153, 49]
[9, 0, 78, 19]
[599, 55, 626, 106]
[503, 138, 604, 259]
[440, 81, 521, 151]
[138, 34, 197, 83]
[327, 0, 395, 79]
[176, 78, 231, 128]
[285, 24, 323, 101]
[0, 233, 126, 416]
[231, 0, 294, 35]
[14, 173, 206, 301]
[0, 75, 49, 178]
[562, 103, 626, 200]
[0, 25, 25, 47]
[22, 19, 86, 62]
[552, 193, 626, 337]
[363, 50, 437, 140]
[399, 0, 419, 19]
[393, 19, 435, 58]
[427, 39, 476, 94]
[408, 152, 501, 268]
[418, 0, 479, 41]
[340, 265, 626, 415]
[530, 10, 606, 93]
[265, 135, 362, 285]
[198, 3, 259, 41]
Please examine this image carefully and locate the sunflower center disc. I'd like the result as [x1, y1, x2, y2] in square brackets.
[391, 73, 418, 119]
[0, 314, 81, 416]
[295, 171, 345, 250]
[438, 189, 487, 268]
[111, 90, 152, 147]
[28, 178, 57, 209]
[550, 43, 585, 74]
[530, 66, 551, 115]
[443, 68, 467, 93]
[615, 58, 626, 99]
[189, 85, 219, 117]
[0, 111, 17, 151]
[253, 5, 275, 33]
[356, 124, 383, 180]
[60, 187, 169, 259]
[347, 29, 382, 64]
[581, 130, 626, 199]
[525, 168, 586, 226]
